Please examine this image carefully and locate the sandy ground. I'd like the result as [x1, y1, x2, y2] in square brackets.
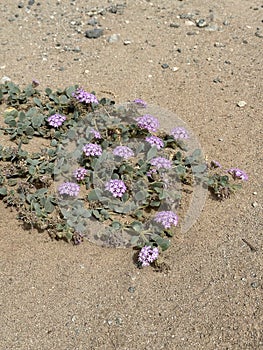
[0, 0, 262, 349]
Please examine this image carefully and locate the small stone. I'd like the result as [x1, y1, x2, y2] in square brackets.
[213, 77, 222, 83]
[223, 20, 230, 26]
[87, 18, 99, 26]
[255, 30, 263, 38]
[206, 25, 220, 32]
[128, 286, 135, 293]
[72, 47, 81, 53]
[85, 28, 103, 39]
[107, 34, 120, 43]
[252, 202, 258, 208]
[123, 40, 131, 45]
[28, 0, 35, 5]
[170, 23, 180, 28]
[1, 76, 11, 84]
[251, 281, 259, 288]
[185, 20, 195, 26]
[18, 3, 24, 8]
[218, 138, 223, 141]
[214, 42, 225, 47]
[196, 19, 207, 28]
[253, 192, 257, 195]
[161, 63, 169, 69]
[237, 101, 247, 108]
[172, 66, 179, 71]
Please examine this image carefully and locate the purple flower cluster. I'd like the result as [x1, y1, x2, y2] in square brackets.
[72, 88, 98, 104]
[171, 127, 189, 140]
[90, 128, 101, 139]
[105, 179, 127, 198]
[145, 135, 164, 150]
[154, 211, 178, 229]
[83, 143, 102, 157]
[58, 182, 80, 197]
[138, 246, 159, 267]
[135, 114, 159, 133]
[228, 168, 248, 181]
[113, 146, 134, 159]
[150, 157, 172, 170]
[73, 167, 88, 181]
[133, 98, 147, 108]
[47, 113, 66, 128]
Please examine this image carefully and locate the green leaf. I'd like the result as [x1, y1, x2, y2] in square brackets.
[92, 209, 101, 219]
[32, 115, 45, 129]
[150, 200, 160, 207]
[7, 178, 17, 186]
[4, 115, 17, 127]
[135, 190, 147, 201]
[33, 97, 43, 107]
[44, 199, 55, 213]
[131, 221, 143, 232]
[111, 221, 122, 230]
[0, 187, 7, 196]
[130, 235, 140, 246]
[152, 235, 170, 251]
[59, 94, 69, 104]
[45, 87, 52, 95]
[147, 146, 157, 161]
[88, 189, 102, 201]
[25, 126, 35, 136]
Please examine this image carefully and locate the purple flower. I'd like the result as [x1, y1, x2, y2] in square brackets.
[138, 246, 159, 267]
[150, 157, 172, 170]
[211, 160, 222, 168]
[47, 113, 66, 128]
[135, 114, 159, 133]
[32, 79, 40, 87]
[83, 143, 102, 157]
[228, 168, 248, 181]
[105, 179, 127, 198]
[113, 146, 134, 159]
[154, 211, 178, 229]
[133, 98, 147, 108]
[145, 135, 164, 150]
[147, 168, 158, 178]
[58, 182, 80, 197]
[171, 127, 189, 140]
[90, 128, 101, 139]
[72, 88, 98, 104]
[73, 168, 88, 181]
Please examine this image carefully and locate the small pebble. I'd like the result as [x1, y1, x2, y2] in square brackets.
[1, 76, 11, 84]
[251, 281, 259, 288]
[128, 286, 136, 293]
[196, 19, 207, 28]
[85, 28, 103, 39]
[107, 34, 120, 43]
[237, 101, 247, 108]
[161, 63, 169, 69]
[252, 202, 258, 208]
[185, 20, 195, 26]
[172, 66, 179, 71]
[214, 42, 225, 47]
[170, 23, 180, 28]
[123, 40, 131, 45]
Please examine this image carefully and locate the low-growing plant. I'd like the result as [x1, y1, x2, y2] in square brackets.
[0, 81, 248, 268]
